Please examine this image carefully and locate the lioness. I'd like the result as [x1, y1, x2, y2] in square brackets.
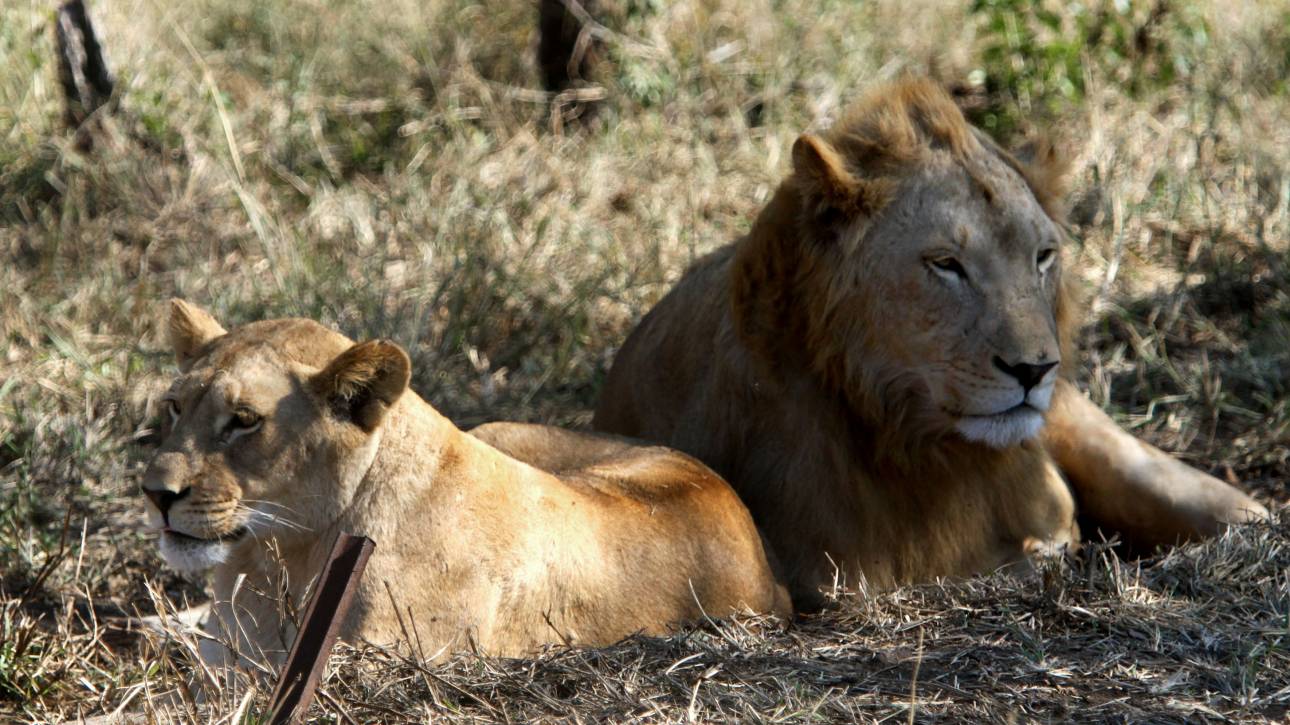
[595, 79, 1267, 605]
[141, 300, 789, 668]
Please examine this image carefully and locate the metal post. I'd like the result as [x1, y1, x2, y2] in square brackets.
[265, 532, 375, 725]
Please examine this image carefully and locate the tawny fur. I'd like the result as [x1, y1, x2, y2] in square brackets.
[142, 301, 790, 670]
[594, 78, 1266, 606]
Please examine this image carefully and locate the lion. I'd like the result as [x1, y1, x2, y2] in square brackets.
[594, 79, 1267, 606]
[141, 300, 790, 669]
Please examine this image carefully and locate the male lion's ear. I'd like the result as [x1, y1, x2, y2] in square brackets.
[792, 134, 858, 204]
[1012, 135, 1069, 219]
[311, 340, 411, 432]
[791, 134, 888, 221]
[169, 299, 227, 371]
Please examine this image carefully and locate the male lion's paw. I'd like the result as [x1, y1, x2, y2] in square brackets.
[1022, 536, 1073, 561]
[1168, 458, 1271, 534]
[1221, 497, 1270, 525]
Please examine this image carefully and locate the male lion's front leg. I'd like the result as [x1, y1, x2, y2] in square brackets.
[1042, 379, 1268, 550]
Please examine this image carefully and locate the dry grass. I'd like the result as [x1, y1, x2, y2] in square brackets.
[1, 0, 1287, 722]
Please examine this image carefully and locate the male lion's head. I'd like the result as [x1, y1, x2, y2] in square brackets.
[140, 301, 410, 571]
[733, 79, 1074, 450]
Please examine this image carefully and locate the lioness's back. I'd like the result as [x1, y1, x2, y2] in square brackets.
[470, 421, 731, 502]
[471, 420, 792, 619]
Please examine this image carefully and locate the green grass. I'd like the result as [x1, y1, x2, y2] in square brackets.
[0, 0, 1287, 721]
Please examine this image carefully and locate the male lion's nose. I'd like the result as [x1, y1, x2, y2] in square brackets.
[142, 486, 191, 517]
[993, 357, 1057, 392]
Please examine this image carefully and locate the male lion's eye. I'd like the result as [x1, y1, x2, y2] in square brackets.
[228, 408, 264, 437]
[1037, 248, 1057, 272]
[928, 256, 968, 280]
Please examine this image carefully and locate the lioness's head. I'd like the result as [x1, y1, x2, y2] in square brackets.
[734, 79, 1073, 450]
[141, 300, 410, 571]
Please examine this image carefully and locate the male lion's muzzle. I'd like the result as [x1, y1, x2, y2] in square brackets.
[991, 357, 1057, 395]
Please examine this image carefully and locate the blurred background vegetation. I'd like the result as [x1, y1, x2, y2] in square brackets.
[1, 0, 1288, 719]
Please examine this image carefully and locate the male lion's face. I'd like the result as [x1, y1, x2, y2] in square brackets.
[140, 302, 409, 571]
[860, 157, 1062, 448]
[790, 132, 1065, 449]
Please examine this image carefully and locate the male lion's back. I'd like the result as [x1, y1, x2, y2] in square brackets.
[594, 245, 737, 444]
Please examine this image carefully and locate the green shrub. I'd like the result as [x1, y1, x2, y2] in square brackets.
[969, 0, 1209, 136]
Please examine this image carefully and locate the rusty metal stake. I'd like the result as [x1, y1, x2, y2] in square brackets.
[266, 532, 375, 725]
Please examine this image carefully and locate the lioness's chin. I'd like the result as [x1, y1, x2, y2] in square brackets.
[954, 407, 1045, 449]
[159, 532, 232, 572]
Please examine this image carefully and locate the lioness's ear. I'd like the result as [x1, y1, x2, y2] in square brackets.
[311, 340, 411, 432]
[169, 299, 227, 371]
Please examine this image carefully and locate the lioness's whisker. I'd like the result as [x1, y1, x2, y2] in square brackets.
[241, 499, 302, 515]
[237, 503, 312, 533]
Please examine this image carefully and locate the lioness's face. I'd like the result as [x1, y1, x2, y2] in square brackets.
[853, 154, 1063, 448]
[141, 303, 409, 572]
[144, 348, 320, 571]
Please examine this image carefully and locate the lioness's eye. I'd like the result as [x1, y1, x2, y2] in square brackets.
[928, 256, 968, 280]
[1037, 248, 1057, 272]
[220, 408, 263, 445]
[221, 408, 263, 446]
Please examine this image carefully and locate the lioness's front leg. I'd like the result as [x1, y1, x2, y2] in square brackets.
[1043, 379, 1268, 550]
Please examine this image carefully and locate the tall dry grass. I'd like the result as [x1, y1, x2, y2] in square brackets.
[1, 0, 1288, 721]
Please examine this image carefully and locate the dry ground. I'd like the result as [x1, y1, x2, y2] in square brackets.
[1, 0, 1288, 722]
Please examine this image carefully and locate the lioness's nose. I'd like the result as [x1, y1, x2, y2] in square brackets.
[142, 486, 191, 516]
[993, 357, 1057, 392]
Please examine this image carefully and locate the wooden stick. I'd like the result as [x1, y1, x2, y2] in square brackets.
[537, 0, 599, 93]
[55, 0, 115, 130]
[538, 0, 602, 128]
[266, 532, 375, 725]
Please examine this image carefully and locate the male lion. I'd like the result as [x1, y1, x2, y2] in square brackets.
[141, 300, 789, 669]
[595, 79, 1267, 606]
